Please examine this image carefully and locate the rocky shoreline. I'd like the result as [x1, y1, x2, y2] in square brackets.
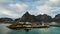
[7, 22, 50, 30]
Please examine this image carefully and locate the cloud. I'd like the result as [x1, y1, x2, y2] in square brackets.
[0, 0, 13, 3]
[0, 6, 19, 18]
[0, 0, 7, 2]
[35, 0, 60, 18]
[36, 0, 60, 14]
[0, 0, 29, 18]
[9, 3, 28, 11]
[29, 10, 42, 16]
[46, 0, 60, 7]
[49, 0, 59, 3]
[0, 0, 60, 18]
[8, 3, 29, 18]
[37, 5, 51, 14]
[1, 11, 18, 17]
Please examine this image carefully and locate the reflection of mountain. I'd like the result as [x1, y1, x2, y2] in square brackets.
[53, 14, 60, 22]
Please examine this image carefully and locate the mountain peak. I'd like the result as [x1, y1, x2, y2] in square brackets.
[24, 12, 30, 15]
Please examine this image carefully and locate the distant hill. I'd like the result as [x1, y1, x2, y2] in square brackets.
[0, 12, 60, 23]
[0, 18, 13, 23]
[53, 14, 60, 22]
[15, 12, 52, 23]
[36, 14, 52, 22]
[20, 12, 36, 22]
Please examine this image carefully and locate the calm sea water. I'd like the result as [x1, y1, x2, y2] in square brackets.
[0, 23, 60, 34]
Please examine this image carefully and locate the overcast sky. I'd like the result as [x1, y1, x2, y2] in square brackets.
[0, 0, 60, 18]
